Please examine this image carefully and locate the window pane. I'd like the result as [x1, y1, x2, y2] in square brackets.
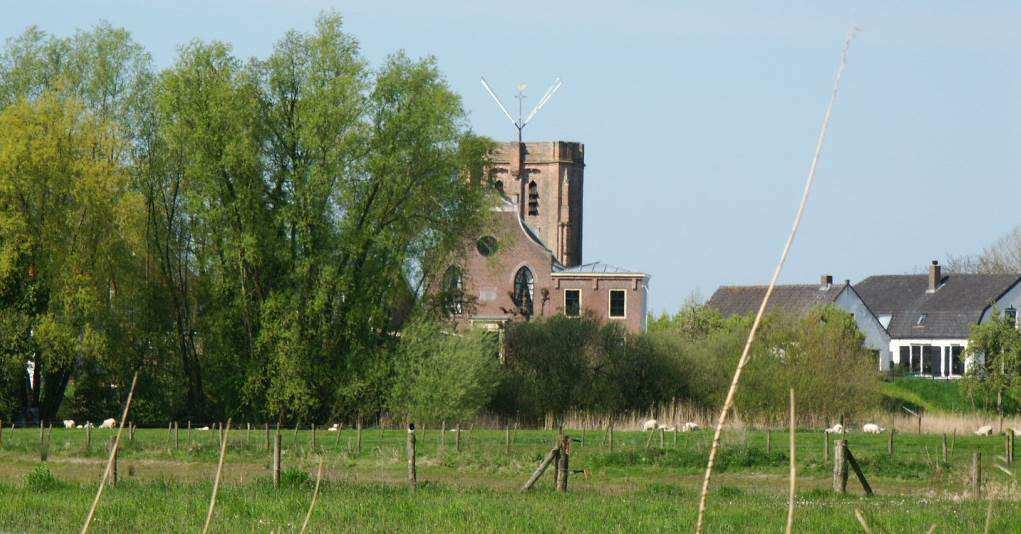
[952, 345, 964, 375]
[923, 345, 939, 375]
[609, 290, 625, 318]
[565, 290, 580, 317]
[899, 346, 910, 372]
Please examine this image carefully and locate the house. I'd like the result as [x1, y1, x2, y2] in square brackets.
[440, 141, 650, 333]
[854, 260, 1021, 378]
[706, 275, 891, 368]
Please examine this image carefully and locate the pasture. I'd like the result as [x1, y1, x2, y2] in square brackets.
[0, 424, 1018, 532]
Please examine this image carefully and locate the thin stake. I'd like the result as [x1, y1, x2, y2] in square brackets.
[786, 389, 796, 534]
[300, 455, 326, 534]
[202, 418, 232, 534]
[80, 372, 139, 534]
[695, 27, 859, 534]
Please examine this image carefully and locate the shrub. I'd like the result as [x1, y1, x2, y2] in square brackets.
[24, 465, 61, 491]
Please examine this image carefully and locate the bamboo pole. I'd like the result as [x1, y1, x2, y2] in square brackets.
[694, 27, 859, 534]
[785, 389, 796, 534]
[300, 455, 326, 534]
[202, 419, 231, 534]
[80, 372, 139, 534]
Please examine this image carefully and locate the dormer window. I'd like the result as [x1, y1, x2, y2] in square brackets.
[916, 313, 927, 326]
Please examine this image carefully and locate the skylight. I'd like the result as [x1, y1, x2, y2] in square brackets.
[916, 313, 928, 326]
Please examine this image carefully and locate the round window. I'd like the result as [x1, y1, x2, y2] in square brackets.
[476, 236, 498, 257]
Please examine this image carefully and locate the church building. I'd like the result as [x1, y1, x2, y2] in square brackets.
[441, 141, 649, 333]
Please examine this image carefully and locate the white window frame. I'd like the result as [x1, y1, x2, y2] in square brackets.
[608, 289, 627, 319]
[564, 289, 582, 318]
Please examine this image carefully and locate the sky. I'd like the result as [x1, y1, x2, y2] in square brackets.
[4, 1, 1020, 314]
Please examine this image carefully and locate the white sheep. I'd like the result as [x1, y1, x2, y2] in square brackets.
[199, 426, 211, 431]
[680, 422, 700, 432]
[657, 424, 676, 432]
[641, 419, 659, 432]
[99, 418, 116, 429]
[75, 424, 83, 429]
[862, 423, 884, 434]
[63, 419, 75, 429]
[327, 423, 340, 432]
[975, 425, 994, 436]
[825, 423, 844, 434]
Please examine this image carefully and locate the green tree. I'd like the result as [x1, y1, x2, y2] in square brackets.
[963, 310, 1021, 414]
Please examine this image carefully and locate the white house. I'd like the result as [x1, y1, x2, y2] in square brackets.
[855, 260, 1021, 378]
[706, 275, 892, 368]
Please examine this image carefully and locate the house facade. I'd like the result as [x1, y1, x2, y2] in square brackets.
[441, 141, 649, 333]
[854, 260, 1021, 378]
[706, 275, 892, 368]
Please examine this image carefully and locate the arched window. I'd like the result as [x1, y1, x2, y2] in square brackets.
[527, 181, 539, 215]
[512, 266, 534, 317]
[442, 266, 464, 315]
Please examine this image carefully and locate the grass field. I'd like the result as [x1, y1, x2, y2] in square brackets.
[0, 424, 1017, 532]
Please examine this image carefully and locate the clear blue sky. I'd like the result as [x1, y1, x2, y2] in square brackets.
[5, 1, 1020, 314]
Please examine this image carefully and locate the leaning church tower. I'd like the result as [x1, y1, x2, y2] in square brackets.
[490, 141, 585, 267]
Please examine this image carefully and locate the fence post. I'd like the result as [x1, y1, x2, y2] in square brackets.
[188, 420, 192, 448]
[264, 423, 270, 450]
[407, 423, 417, 491]
[942, 433, 948, 464]
[455, 423, 462, 452]
[1004, 429, 1014, 465]
[556, 435, 570, 493]
[832, 439, 847, 494]
[970, 452, 981, 498]
[440, 421, 446, 449]
[521, 447, 559, 491]
[824, 431, 830, 463]
[659, 428, 665, 448]
[766, 428, 772, 456]
[107, 438, 119, 487]
[356, 418, 363, 455]
[887, 428, 894, 458]
[311, 423, 317, 452]
[505, 424, 511, 455]
[0, 419, 3, 448]
[246, 422, 251, 447]
[86, 424, 92, 452]
[608, 424, 614, 453]
[336, 423, 343, 447]
[273, 432, 282, 489]
[174, 422, 180, 450]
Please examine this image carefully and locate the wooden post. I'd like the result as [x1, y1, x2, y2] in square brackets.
[659, 428, 665, 448]
[917, 413, 922, 434]
[336, 423, 343, 447]
[941, 433, 948, 464]
[128, 422, 134, 442]
[556, 435, 570, 492]
[673, 427, 678, 447]
[219, 422, 224, 446]
[175, 422, 180, 450]
[970, 452, 981, 498]
[824, 431, 830, 463]
[86, 424, 92, 452]
[0, 419, 3, 448]
[1005, 429, 1014, 465]
[608, 424, 614, 453]
[273, 433, 282, 489]
[887, 428, 894, 458]
[766, 428, 772, 455]
[844, 444, 873, 496]
[246, 423, 251, 447]
[108, 438, 119, 487]
[356, 418, 363, 455]
[407, 423, 417, 491]
[188, 420, 192, 447]
[440, 421, 446, 449]
[505, 424, 511, 455]
[521, 447, 559, 491]
[311, 423, 317, 452]
[455, 423, 462, 452]
[39, 421, 45, 457]
[833, 439, 848, 494]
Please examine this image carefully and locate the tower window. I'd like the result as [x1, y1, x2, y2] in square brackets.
[512, 266, 534, 317]
[528, 181, 539, 216]
[609, 290, 626, 318]
[494, 180, 504, 194]
[564, 290, 581, 317]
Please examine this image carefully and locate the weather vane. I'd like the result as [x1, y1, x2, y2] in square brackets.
[480, 76, 563, 144]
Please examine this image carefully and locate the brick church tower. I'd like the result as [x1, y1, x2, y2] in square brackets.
[490, 141, 584, 267]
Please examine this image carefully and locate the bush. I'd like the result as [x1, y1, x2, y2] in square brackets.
[24, 465, 61, 491]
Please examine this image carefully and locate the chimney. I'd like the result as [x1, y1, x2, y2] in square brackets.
[928, 260, 941, 293]
[820, 274, 833, 290]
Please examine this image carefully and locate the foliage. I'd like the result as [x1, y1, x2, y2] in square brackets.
[388, 321, 500, 423]
[23, 464, 60, 491]
[962, 309, 1021, 413]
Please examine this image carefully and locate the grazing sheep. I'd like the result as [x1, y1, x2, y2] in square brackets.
[825, 423, 844, 434]
[99, 418, 116, 429]
[657, 424, 676, 432]
[641, 419, 659, 432]
[63, 419, 75, 429]
[975, 425, 994, 436]
[75, 424, 83, 429]
[327, 423, 339, 432]
[862, 423, 884, 434]
[680, 422, 700, 432]
[199, 426, 211, 431]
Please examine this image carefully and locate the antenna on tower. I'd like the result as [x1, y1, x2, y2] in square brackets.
[480, 76, 563, 144]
